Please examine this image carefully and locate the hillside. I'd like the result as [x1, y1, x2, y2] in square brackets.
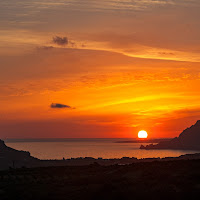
[140, 120, 200, 150]
[0, 140, 38, 170]
[1, 160, 200, 200]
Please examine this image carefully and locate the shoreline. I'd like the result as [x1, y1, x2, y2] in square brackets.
[2, 151, 200, 171]
[1, 138, 200, 170]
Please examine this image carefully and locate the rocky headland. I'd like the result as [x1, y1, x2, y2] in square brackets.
[0, 140, 39, 170]
[140, 120, 200, 150]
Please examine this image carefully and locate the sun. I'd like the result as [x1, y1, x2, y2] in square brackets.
[138, 130, 148, 139]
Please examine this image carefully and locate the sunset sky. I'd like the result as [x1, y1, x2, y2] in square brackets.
[1, 0, 200, 138]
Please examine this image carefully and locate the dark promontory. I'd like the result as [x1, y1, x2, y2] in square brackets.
[140, 120, 200, 150]
[0, 139, 39, 170]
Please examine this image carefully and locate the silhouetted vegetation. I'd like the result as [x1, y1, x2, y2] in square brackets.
[1, 159, 200, 199]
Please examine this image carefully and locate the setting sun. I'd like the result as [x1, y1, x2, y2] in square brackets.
[138, 130, 148, 139]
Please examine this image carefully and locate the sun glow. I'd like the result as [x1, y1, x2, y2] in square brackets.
[138, 130, 148, 139]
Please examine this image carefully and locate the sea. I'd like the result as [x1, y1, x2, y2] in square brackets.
[4, 138, 200, 160]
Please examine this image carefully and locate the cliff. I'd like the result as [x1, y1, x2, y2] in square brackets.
[140, 120, 200, 150]
[0, 139, 38, 170]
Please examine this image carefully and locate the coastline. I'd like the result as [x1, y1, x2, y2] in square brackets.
[1, 138, 200, 170]
[1, 139, 200, 199]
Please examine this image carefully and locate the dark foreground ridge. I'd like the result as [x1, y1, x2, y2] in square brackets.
[1, 160, 200, 200]
[141, 120, 200, 150]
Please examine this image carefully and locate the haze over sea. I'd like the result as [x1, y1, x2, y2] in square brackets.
[5, 138, 200, 160]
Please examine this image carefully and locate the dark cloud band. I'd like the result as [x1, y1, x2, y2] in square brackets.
[52, 36, 68, 46]
[50, 103, 74, 109]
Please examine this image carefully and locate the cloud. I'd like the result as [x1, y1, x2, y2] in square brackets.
[52, 36, 68, 46]
[36, 46, 54, 50]
[159, 52, 175, 56]
[50, 103, 75, 109]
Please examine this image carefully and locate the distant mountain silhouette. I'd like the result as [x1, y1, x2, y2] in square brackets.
[0, 139, 38, 170]
[140, 120, 200, 150]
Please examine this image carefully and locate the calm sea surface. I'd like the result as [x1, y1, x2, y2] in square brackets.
[5, 138, 200, 160]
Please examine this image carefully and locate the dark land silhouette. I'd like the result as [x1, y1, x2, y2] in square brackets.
[1, 160, 200, 200]
[140, 120, 200, 150]
[1, 138, 200, 171]
[1, 121, 200, 199]
[0, 140, 39, 170]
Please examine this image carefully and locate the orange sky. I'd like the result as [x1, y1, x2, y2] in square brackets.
[0, 0, 200, 138]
